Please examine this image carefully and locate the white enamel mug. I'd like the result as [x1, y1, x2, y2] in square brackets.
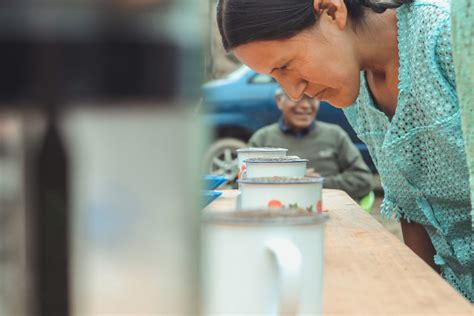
[202, 210, 328, 315]
[244, 157, 308, 179]
[239, 177, 324, 213]
[236, 147, 288, 179]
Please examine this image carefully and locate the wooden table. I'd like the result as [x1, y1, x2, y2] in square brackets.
[206, 189, 473, 315]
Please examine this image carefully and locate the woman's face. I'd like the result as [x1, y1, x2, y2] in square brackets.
[233, 3, 361, 108]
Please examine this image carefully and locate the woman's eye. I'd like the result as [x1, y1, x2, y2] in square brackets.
[280, 64, 288, 71]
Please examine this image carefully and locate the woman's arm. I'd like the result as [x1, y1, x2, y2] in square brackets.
[400, 218, 440, 273]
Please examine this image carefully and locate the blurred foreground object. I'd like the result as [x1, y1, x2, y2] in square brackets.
[0, 1, 204, 315]
[202, 210, 327, 315]
[451, 0, 474, 229]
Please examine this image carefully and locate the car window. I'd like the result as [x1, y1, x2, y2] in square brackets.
[249, 73, 276, 84]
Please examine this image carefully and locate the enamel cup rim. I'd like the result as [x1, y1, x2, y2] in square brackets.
[238, 176, 324, 185]
[244, 157, 309, 164]
[203, 210, 328, 226]
[236, 147, 288, 153]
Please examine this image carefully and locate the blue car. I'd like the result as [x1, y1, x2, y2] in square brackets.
[202, 65, 374, 179]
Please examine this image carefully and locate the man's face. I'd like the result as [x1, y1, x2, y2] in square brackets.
[276, 94, 319, 132]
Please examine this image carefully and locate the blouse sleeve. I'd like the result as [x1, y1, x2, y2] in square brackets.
[434, 18, 457, 89]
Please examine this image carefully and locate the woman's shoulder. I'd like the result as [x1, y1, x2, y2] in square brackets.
[402, 0, 450, 31]
[399, 0, 456, 90]
[401, 0, 450, 36]
[410, 0, 450, 12]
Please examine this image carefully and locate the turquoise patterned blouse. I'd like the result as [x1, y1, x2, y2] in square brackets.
[343, 0, 473, 302]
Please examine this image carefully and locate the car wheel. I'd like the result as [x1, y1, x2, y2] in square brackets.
[204, 137, 246, 181]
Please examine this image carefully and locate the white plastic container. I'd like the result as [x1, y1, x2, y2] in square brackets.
[244, 157, 308, 179]
[202, 210, 328, 315]
[239, 177, 324, 213]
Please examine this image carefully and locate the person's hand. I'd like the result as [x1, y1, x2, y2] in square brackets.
[305, 168, 321, 178]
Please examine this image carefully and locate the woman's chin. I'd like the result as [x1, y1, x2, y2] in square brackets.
[328, 101, 352, 109]
[323, 94, 357, 109]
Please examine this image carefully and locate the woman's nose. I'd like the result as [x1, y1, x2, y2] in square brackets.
[273, 73, 307, 101]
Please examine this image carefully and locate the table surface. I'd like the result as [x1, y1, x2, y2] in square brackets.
[206, 189, 473, 315]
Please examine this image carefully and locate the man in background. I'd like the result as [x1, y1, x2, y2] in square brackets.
[248, 88, 373, 201]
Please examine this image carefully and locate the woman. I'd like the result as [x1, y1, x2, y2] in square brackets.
[217, 0, 472, 301]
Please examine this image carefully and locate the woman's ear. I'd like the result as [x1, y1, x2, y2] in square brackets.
[314, 0, 348, 30]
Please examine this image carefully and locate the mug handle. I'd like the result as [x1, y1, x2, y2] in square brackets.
[266, 238, 302, 315]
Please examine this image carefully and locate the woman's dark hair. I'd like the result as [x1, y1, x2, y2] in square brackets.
[217, 0, 413, 51]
